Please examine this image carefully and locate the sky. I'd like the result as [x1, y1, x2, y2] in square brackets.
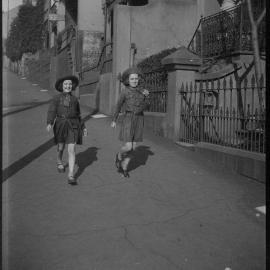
[2, 0, 23, 12]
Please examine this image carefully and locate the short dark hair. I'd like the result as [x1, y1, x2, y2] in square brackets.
[121, 66, 144, 86]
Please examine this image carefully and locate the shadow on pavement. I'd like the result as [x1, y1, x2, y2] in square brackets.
[128, 145, 154, 172]
[2, 112, 98, 182]
[2, 139, 55, 182]
[3, 100, 51, 117]
[74, 147, 99, 180]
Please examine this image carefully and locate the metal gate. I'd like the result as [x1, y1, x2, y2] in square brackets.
[179, 75, 265, 153]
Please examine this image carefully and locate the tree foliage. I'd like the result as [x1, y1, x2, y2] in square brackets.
[137, 47, 178, 73]
[5, 0, 45, 62]
[5, 17, 22, 61]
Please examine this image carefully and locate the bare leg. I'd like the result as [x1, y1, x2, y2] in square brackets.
[67, 143, 76, 177]
[117, 142, 136, 176]
[57, 143, 65, 164]
[56, 143, 65, 173]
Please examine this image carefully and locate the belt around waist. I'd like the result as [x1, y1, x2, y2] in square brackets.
[57, 115, 78, 119]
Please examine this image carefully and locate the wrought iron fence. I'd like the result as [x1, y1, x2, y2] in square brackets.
[179, 74, 265, 153]
[188, 2, 265, 58]
[188, 17, 202, 57]
[147, 91, 167, 113]
[142, 70, 168, 113]
[57, 25, 76, 52]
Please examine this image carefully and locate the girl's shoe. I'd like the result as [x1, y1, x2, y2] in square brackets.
[57, 163, 65, 173]
[122, 170, 130, 178]
[118, 166, 129, 178]
[68, 175, 77, 185]
[115, 154, 121, 169]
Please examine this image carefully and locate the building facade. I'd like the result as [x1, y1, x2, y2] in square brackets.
[13, 0, 265, 180]
[41, 0, 104, 91]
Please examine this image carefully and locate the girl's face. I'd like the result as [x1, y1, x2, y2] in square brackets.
[128, 73, 139, 88]
[62, 80, 73, 93]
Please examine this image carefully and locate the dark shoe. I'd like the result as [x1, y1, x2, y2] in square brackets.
[123, 170, 129, 178]
[122, 170, 130, 178]
[57, 163, 65, 173]
[115, 154, 121, 169]
[68, 175, 77, 185]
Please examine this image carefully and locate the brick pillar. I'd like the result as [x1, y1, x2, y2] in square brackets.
[162, 46, 201, 141]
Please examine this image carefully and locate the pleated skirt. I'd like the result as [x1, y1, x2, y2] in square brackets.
[53, 119, 82, 145]
[119, 112, 144, 142]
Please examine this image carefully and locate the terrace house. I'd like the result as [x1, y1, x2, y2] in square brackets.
[91, 0, 265, 181]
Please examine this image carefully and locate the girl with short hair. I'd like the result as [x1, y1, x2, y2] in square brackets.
[111, 66, 150, 177]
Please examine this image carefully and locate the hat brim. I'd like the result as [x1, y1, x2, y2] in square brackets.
[55, 75, 79, 92]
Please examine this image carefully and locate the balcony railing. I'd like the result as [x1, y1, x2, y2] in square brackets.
[188, 2, 265, 59]
[56, 25, 76, 52]
[79, 42, 113, 81]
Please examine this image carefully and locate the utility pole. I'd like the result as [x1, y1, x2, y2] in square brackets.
[6, 0, 10, 70]
[7, 0, 9, 34]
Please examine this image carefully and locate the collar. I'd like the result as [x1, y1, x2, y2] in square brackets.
[62, 92, 72, 97]
[127, 86, 143, 93]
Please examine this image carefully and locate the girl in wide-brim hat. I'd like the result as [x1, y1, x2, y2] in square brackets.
[55, 75, 79, 92]
[111, 66, 150, 177]
[46, 75, 87, 185]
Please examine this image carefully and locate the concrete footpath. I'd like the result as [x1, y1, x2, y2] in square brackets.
[2, 71, 265, 270]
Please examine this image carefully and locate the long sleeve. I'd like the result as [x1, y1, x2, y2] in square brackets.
[132, 89, 151, 114]
[113, 92, 126, 122]
[47, 96, 58, 125]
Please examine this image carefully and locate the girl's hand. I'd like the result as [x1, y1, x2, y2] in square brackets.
[83, 128, 88, 136]
[142, 89, 149, 96]
[46, 124, 52, 132]
[111, 121, 116, 128]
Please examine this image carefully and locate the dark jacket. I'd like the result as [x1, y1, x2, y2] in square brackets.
[47, 93, 85, 144]
[113, 86, 150, 122]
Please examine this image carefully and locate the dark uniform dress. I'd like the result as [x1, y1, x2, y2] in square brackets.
[47, 93, 85, 145]
[113, 86, 150, 142]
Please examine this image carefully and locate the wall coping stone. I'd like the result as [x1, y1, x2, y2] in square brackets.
[162, 46, 201, 71]
[194, 142, 265, 183]
[195, 142, 265, 161]
[144, 111, 166, 117]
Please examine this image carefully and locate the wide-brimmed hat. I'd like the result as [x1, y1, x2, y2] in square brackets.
[121, 66, 143, 86]
[55, 75, 79, 92]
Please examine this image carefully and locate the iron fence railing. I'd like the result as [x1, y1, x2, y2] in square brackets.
[143, 70, 168, 113]
[147, 91, 167, 113]
[57, 24, 76, 53]
[79, 42, 113, 81]
[188, 2, 265, 59]
[188, 16, 202, 57]
[179, 74, 265, 153]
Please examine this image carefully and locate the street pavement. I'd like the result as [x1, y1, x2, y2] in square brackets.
[2, 69, 266, 270]
[2, 69, 52, 113]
